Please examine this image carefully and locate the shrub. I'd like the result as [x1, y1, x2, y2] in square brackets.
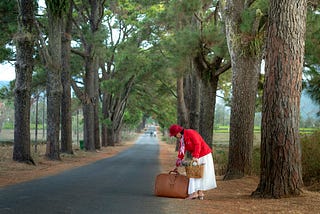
[213, 145, 228, 176]
[251, 146, 260, 175]
[301, 131, 320, 186]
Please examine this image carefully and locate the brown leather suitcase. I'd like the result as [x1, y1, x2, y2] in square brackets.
[154, 170, 189, 199]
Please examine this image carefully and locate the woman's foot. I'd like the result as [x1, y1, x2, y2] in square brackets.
[185, 192, 198, 200]
[197, 190, 204, 200]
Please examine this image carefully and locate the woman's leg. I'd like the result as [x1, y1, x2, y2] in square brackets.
[197, 190, 204, 200]
[185, 191, 198, 200]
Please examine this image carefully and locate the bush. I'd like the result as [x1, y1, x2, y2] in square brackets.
[213, 145, 228, 176]
[251, 146, 260, 175]
[212, 130, 320, 185]
[301, 131, 320, 186]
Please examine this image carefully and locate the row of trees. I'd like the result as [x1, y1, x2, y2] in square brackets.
[0, 0, 319, 198]
[2, 0, 179, 163]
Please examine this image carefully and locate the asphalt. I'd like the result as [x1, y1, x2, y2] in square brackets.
[0, 132, 172, 214]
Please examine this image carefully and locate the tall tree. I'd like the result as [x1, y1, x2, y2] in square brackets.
[223, 0, 267, 180]
[71, 0, 105, 151]
[60, 1, 73, 154]
[45, 0, 69, 160]
[184, 70, 200, 130]
[13, 0, 35, 164]
[99, 1, 158, 146]
[162, 0, 230, 147]
[252, 0, 307, 198]
[187, 1, 230, 147]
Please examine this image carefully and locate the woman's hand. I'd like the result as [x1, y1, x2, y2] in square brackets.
[176, 158, 182, 167]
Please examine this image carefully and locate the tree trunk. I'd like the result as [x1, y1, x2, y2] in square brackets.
[184, 67, 200, 131]
[101, 91, 108, 147]
[81, 0, 103, 151]
[106, 127, 115, 146]
[177, 76, 189, 128]
[61, 3, 73, 154]
[223, 0, 263, 180]
[103, 76, 135, 146]
[34, 93, 39, 152]
[252, 0, 306, 198]
[13, 0, 35, 165]
[45, 3, 63, 160]
[94, 63, 100, 150]
[83, 56, 96, 151]
[199, 77, 219, 148]
[193, 52, 224, 149]
[224, 57, 260, 179]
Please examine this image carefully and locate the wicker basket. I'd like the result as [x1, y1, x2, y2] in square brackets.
[185, 160, 204, 178]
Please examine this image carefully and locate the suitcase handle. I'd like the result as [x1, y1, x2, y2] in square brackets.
[169, 170, 180, 175]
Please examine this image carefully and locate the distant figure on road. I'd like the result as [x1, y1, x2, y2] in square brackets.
[169, 124, 217, 200]
[152, 131, 157, 137]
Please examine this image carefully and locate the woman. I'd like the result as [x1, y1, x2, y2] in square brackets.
[169, 124, 217, 200]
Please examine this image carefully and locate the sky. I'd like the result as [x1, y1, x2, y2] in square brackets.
[0, 63, 15, 81]
[0, 0, 46, 81]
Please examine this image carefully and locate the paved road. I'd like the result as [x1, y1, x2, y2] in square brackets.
[0, 133, 172, 214]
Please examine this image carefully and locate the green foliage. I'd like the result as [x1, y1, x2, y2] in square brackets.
[303, 66, 320, 116]
[162, 27, 200, 70]
[202, 21, 228, 58]
[301, 131, 320, 185]
[213, 146, 228, 175]
[0, 0, 18, 62]
[0, 84, 14, 100]
[240, 0, 268, 34]
[164, 0, 201, 25]
[101, 117, 112, 128]
[2, 122, 14, 129]
[45, 0, 69, 17]
[124, 46, 177, 129]
[251, 146, 261, 175]
[177, 0, 201, 15]
[237, 0, 268, 57]
[305, 9, 320, 65]
[123, 108, 143, 129]
[304, 10, 320, 115]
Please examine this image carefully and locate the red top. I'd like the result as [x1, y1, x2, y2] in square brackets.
[177, 129, 212, 159]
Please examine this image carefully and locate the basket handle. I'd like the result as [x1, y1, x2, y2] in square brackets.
[190, 160, 199, 166]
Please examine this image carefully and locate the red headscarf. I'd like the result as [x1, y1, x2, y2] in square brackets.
[169, 124, 183, 137]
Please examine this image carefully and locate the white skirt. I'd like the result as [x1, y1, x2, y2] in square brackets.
[188, 153, 217, 194]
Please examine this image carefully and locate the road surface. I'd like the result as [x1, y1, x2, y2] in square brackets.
[0, 132, 173, 214]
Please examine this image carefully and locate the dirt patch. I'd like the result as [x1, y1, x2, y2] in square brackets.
[0, 141, 135, 187]
[1, 136, 320, 213]
[159, 141, 320, 214]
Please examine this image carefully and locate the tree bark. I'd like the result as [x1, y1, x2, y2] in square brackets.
[13, 0, 35, 165]
[45, 2, 63, 160]
[223, 0, 263, 180]
[104, 76, 135, 146]
[61, 2, 73, 154]
[199, 77, 219, 149]
[81, 0, 104, 151]
[177, 76, 189, 128]
[252, 0, 306, 198]
[184, 65, 200, 131]
[94, 62, 101, 150]
[83, 54, 96, 151]
[193, 53, 224, 149]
